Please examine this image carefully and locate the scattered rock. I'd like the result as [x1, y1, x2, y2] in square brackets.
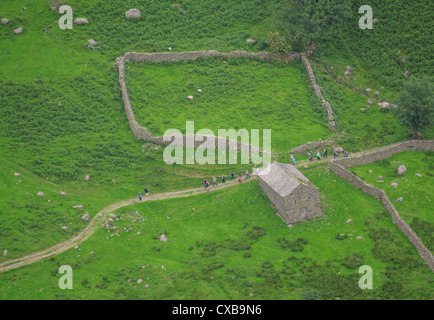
[145, 284, 149, 288]
[73, 205, 84, 209]
[74, 18, 89, 25]
[3, 250, 7, 256]
[346, 219, 352, 223]
[345, 66, 352, 73]
[37, 191, 45, 197]
[187, 95, 193, 100]
[197, 89, 202, 93]
[360, 108, 365, 111]
[1, 18, 9, 24]
[160, 234, 168, 242]
[85, 175, 90, 181]
[246, 39, 255, 43]
[38, 10, 44, 14]
[367, 100, 373, 105]
[137, 279, 143, 284]
[397, 165, 407, 175]
[168, 47, 172, 51]
[74, 246, 79, 249]
[14, 27, 23, 34]
[396, 197, 403, 202]
[390, 182, 398, 187]
[51, 7, 58, 12]
[404, 70, 409, 78]
[60, 191, 67, 196]
[356, 236, 363, 239]
[87, 39, 98, 46]
[369, 170, 373, 174]
[62, 226, 69, 230]
[373, 18, 379, 23]
[402, 57, 406, 63]
[366, 88, 371, 93]
[374, 91, 379, 96]
[378, 176, 383, 180]
[415, 173, 422, 177]
[81, 213, 90, 221]
[125, 8, 141, 19]
[109, 213, 117, 218]
[14, 172, 20, 177]
[161, 265, 166, 270]
[378, 101, 390, 108]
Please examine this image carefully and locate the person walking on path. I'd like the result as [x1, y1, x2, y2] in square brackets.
[238, 174, 242, 183]
[204, 179, 208, 190]
[213, 177, 217, 187]
[290, 154, 294, 163]
[246, 170, 250, 179]
[231, 172, 235, 181]
[139, 191, 142, 201]
[222, 175, 226, 183]
[144, 187, 149, 197]
[324, 149, 328, 159]
[255, 165, 259, 175]
[309, 151, 313, 162]
[292, 156, 296, 164]
[317, 150, 321, 161]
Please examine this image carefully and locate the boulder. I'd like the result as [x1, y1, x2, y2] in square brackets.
[73, 205, 84, 209]
[14, 172, 20, 177]
[87, 39, 98, 46]
[62, 226, 69, 230]
[85, 175, 90, 181]
[125, 8, 141, 18]
[60, 191, 67, 196]
[415, 173, 422, 177]
[396, 197, 403, 202]
[374, 91, 379, 96]
[397, 165, 407, 175]
[390, 182, 398, 187]
[346, 219, 352, 223]
[197, 89, 202, 93]
[137, 279, 143, 284]
[74, 18, 89, 25]
[187, 95, 193, 100]
[246, 39, 255, 43]
[160, 234, 168, 242]
[37, 191, 45, 197]
[378, 101, 390, 108]
[81, 213, 90, 221]
[378, 176, 383, 180]
[1, 18, 9, 24]
[14, 27, 23, 34]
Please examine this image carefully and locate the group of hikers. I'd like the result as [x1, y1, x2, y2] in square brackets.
[289, 147, 349, 164]
[203, 169, 253, 191]
[138, 147, 350, 199]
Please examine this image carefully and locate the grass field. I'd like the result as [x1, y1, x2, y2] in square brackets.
[349, 151, 434, 252]
[0, 169, 431, 300]
[125, 56, 332, 152]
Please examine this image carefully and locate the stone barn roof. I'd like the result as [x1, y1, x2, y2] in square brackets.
[257, 162, 316, 198]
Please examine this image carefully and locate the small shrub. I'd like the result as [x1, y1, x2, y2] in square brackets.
[343, 254, 363, 269]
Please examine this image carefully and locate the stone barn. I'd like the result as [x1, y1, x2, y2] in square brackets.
[258, 162, 322, 224]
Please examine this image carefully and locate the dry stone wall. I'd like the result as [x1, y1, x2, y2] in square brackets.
[329, 140, 434, 271]
[333, 140, 434, 168]
[301, 55, 337, 132]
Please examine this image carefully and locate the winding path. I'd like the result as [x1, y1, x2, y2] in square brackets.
[0, 178, 255, 273]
